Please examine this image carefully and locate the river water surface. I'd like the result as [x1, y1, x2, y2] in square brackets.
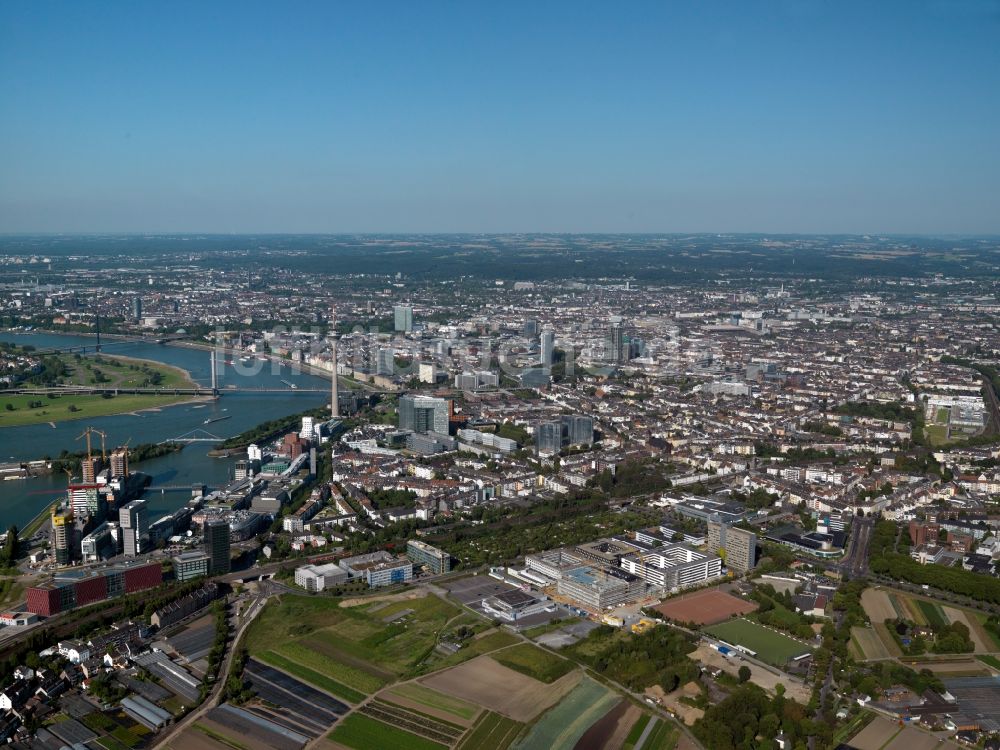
[0, 332, 330, 529]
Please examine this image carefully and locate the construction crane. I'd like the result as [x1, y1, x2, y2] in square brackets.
[75, 426, 108, 462]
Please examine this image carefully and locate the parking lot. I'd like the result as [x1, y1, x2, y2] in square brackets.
[442, 574, 521, 605]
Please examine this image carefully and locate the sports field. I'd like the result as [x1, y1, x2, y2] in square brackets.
[704, 618, 811, 666]
[654, 589, 757, 625]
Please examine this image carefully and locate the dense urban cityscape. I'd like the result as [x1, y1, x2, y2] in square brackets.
[0, 236, 996, 750]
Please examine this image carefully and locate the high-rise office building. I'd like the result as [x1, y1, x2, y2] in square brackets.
[109, 448, 128, 477]
[203, 518, 232, 574]
[540, 329, 555, 369]
[536, 421, 564, 456]
[608, 317, 627, 362]
[393, 305, 413, 333]
[561, 415, 594, 446]
[80, 457, 101, 484]
[399, 395, 450, 434]
[522, 319, 540, 338]
[376, 348, 394, 376]
[119, 499, 148, 557]
[455, 371, 499, 390]
[706, 517, 756, 574]
[51, 507, 76, 565]
[132, 297, 142, 321]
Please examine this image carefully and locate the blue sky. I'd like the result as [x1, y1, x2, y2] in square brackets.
[1, 1, 998, 234]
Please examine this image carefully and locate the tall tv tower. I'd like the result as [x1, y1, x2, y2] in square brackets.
[330, 310, 340, 418]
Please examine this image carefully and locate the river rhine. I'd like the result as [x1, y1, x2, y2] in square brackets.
[0, 332, 331, 530]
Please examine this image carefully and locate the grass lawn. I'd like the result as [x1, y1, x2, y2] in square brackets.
[491, 643, 576, 684]
[95, 737, 132, 750]
[0, 391, 194, 427]
[522, 618, 580, 640]
[456, 711, 524, 750]
[925, 424, 950, 445]
[328, 713, 446, 750]
[513, 677, 617, 750]
[977, 654, 1000, 670]
[257, 651, 366, 703]
[0, 578, 24, 610]
[704, 618, 811, 666]
[388, 683, 480, 722]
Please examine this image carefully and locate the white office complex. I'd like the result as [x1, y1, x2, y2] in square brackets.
[294, 562, 348, 592]
[619, 544, 723, 591]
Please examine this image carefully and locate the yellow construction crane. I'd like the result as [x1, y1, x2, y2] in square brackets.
[75, 426, 108, 462]
[76, 427, 94, 461]
[94, 428, 107, 462]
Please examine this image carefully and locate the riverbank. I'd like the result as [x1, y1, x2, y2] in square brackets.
[0, 348, 206, 428]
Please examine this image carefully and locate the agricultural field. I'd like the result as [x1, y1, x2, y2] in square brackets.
[490, 643, 576, 684]
[360, 699, 467, 746]
[704, 618, 811, 667]
[421, 654, 581, 723]
[380, 683, 480, 724]
[246, 592, 465, 698]
[851, 626, 892, 661]
[512, 677, 619, 750]
[862, 587, 999, 655]
[455, 712, 523, 750]
[915, 599, 947, 629]
[328, 713, 446, 750]
[653, 588, 757, 626]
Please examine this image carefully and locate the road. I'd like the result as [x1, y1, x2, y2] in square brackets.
[151, 591, 269, 749]
[839, 515, 874, 578]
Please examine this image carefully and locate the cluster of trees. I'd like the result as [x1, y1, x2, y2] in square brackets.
[590, 457, 676, 498]
[367, 488, 418, 510]
[803, 420, 843, 437]
[889, 617, 973, 655]
[751, 585, 817, 641]
[564, 624, 698, 692]
[693, 682, 817, 750]
[220, 405, 328, 449]
[836, 401, 917, 423]
[1, 525, 18, 568]
[87, 673, 128, 704]
[729, 487, 780, 512]
[844, 660, 943, 702]
[870, 552, 1000, 604]
[223, 647, 254, 704]
[495, 421, 531, 445]
[201, 600, 230, 702]
[753, 442, 844, 463]
[433, 496, 659, 567]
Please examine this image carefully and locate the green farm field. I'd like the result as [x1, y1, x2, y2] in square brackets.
[328, 713, 446, 750]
